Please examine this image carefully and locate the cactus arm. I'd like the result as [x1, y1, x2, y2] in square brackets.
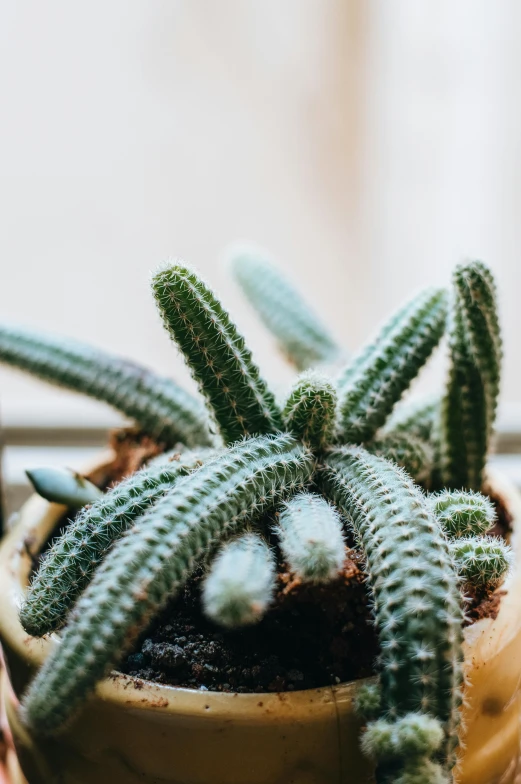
[26, 467, 102, 509]
[319, 446, 463, 777]
[427, 490, 496, 538]
[0, 325, 211, 447]
[21, 434, 314, 735]
[282, 371, 337, 450]
[229, 247, 341, 370]
[275, 492, 346, 583]
[440, 262, 502, 490]
[450, 536, 512, 589]
[152, 263, 283, 444]
[20, 448, 217, 637]
[337, 289, 447, 444]
[383, 396, 440, 443]
[202, 532, 276, 627]
[365, 432, 433, 485]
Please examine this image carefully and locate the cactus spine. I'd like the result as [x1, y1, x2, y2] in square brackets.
[20, 448, 216, 637]
[366, 432, 433, 485]
[229, 247, 341, 370]
[440, 262, 502, 490]
[0, 325, 211, 447]
[337, 289, 447, 444]
[22, 434, 314, 734]
[276, 492, 346, 583]
[383, 396, 440, 443]
[202, 532, 276, 627]
[450, 536, 512, 589]
[282, 371, 337, 449]
[320, 447, 463, 779]
[152, 263, 283, 444]
[427, 490, 496, 538]
[26, 467, 102, 509]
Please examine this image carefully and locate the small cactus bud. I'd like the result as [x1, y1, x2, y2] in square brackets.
[450, 536, 512, 589]
[428, 489, 496, 538]
[26, 467, 102, 509]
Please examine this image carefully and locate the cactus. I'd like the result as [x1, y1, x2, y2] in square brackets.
[26, 467, 103, 509]
[152, 263, 283, 444]
[229, 246, 341, 370]
[440, 262, 502, 490]
[202, 532, 276, 627]
[366, 432, 433, 485]
[450, 536, 512, 589]
[0, 325, 211, 447]
[20, 448, 217, 637]
[320, 447, 464, 777]
[383, 396, 440, 443]
[337, 289, 447, 444]
[282, 371, 337, 449]
[276, 492, 346, 583]
[22, 434, 314, 734]
[427, 489, 496, 538]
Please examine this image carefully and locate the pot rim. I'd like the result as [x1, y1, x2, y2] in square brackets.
[0, 457, 519, 723]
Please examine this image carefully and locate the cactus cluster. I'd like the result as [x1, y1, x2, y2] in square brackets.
[0, 250, 511, 783]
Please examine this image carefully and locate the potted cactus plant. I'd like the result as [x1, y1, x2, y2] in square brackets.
[0, 254, 518, 784]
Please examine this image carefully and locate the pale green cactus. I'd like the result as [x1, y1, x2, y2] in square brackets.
[26, 467, 102, 509]
[282, 371, 337, 449]
[450, 537, 512, 589]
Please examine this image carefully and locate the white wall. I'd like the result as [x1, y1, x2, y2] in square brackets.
[0, 1, 520, 427]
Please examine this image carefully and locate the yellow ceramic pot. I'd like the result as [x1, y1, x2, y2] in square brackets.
[0, 465, 520, 784]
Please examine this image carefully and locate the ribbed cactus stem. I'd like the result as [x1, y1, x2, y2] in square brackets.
[20, 448, 217, 637]
[320, 447, 463, 776]
[22, 434, 314, 735]
[383, 396, 440, 443]
[26, 467, 102, 509]
[440, 262, 502, 490]
[337, 289, 447, 444]
[282, 371, 337, 449]
[366, 432, 433, 485]
[450, 536, 512, 589]
[152, 262, 283, 444]
[0, 325, 211, 447]
[229, 246, 341, 370]
[276, 492, 346, 583]
[427, 490, 496, 538]
[202, 532, 276, 627]
[361, 713, 444, 759]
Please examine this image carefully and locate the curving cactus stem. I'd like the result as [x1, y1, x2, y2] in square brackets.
[21, 434, 314, 735]
[229, 246, 341, 370]
[26, 467, 102, 509]
[276, 492, 346, 583]
[282, 371, 337, 450]
[202, 532, 276, 627]
[152, 263, 283, 444]
[337, 289, 447, 444]
[440, 262, 502, 490]
[0, 324, 211, 447]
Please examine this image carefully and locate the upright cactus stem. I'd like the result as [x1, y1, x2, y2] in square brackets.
[276, 492, 346, 583]
[22, 434, 314, 735]
[202, 532, 276, 627]
[229, 246, 341, 370]
[0, 325, 211, 447]
[384, 396, 440, 443]
[20, 448, 217, 637]
[337, 289, 447, 444]
[320, 447, 463, 778]
[152, 263, 283, 444]
[366, 432, 433, 485]
[440, 262, 502, 490]
[282, 371, 337, 449]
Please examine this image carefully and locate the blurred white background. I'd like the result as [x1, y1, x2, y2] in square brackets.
[1, 0, 521, 429]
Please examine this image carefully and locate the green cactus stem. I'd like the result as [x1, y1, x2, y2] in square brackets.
[282, 371, 337, 450]
[427, 490, 496, 539]
[229, 246, 341, 370]
[320, 446, 463, 776]
[337, 289, 447, 444]
[450, 536, 512, 589]
[383, 396, 440, 443]
[152, 263, 283, 444]
[361, 712, 444, 760]
[202, 532, 276, 627]
[440, 262, 502, 490]
[26, 467, 102, 509]
[366, 432, 433, 485]
[20, 448, 216, 637]
[0, 324, 211, 447]
[276, 492, 346, 583]
[21, 434, 314, 735]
